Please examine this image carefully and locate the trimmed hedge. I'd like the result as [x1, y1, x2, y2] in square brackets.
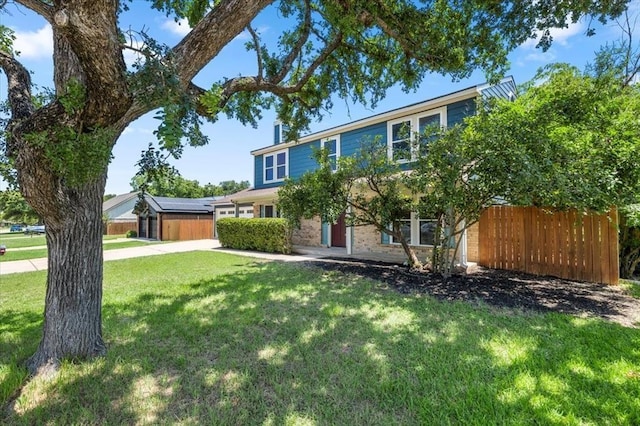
[217, 218, 292, 254]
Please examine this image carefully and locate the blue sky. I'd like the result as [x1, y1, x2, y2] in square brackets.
[0, 1, 636, 194]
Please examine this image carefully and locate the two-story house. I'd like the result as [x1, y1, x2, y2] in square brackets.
[213, 77, 517, 264]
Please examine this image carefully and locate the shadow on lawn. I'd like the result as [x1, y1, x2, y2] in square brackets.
[3, 260, 640, 424]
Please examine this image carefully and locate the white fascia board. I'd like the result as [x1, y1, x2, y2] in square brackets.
[250, 87, 479, 156]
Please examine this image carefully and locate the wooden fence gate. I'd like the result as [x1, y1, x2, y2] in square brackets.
[478, 206, 619, 285]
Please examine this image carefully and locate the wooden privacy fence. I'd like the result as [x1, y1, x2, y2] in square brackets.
[479, 206, 619, 285]
[161, 215, 213, 241]
[105, 221, 137, 236]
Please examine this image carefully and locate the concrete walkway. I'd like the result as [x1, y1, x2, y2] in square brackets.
[0, 239, 404, 275]
[0, 239, 220, 275]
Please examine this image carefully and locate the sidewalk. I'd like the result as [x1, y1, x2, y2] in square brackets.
[0, 240, 221, 275]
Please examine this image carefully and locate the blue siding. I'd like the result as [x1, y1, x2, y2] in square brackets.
[341, 122, 386, 157]
[254, 98, 477, 189]
[289, 140, 320, 180]
[447, 99, 476, 127]
[254, 155, 263, 188]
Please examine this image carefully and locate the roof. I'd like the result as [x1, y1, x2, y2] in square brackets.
[144, 195, 217, 214]
[251, 76, 516, 156]
[103, 192, 138, 212]
[212, 187, 279, 205]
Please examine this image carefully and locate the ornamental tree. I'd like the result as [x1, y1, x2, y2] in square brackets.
[407, 123, 514, 277]
[279, 140, 423, 268]
[0, 0, 630, 376]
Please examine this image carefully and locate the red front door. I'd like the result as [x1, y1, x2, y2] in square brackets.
[331, 212, 346, 247]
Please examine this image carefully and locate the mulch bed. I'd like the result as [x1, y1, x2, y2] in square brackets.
[300, 257, 640, 328]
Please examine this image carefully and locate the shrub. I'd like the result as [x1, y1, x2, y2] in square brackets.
[125, 230, 138, 238]
[217, 218, 292, 254]
[620, 205, 640, 279]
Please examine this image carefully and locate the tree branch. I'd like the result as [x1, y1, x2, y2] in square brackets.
[216, 31, 343, 109]
[15, 0, 54, 22]
[171, 0, 274, 86]
[271, 0, 312, 84]
[0, 51, 35, 121]
[246, 25, 264, 81]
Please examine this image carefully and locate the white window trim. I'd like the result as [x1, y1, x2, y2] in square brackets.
[387, 117, 412, 164]
[390, 212, 439, 247]
[321, 135, 341, 171]
[263, 148, 289, 183]
[387, 106, 447, 162]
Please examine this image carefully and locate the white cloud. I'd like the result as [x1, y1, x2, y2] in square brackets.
[13, 24, 53, 60]
[520, 50, 557, 65]
[521, 21, 585, 49]
[161, 18, 191, 36]
[122, 126, 155, 136]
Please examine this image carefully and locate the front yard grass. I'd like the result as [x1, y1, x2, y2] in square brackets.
[0, 234, 47, 249]
[1, 251, 639, 424]
[0, 240, 164, 262]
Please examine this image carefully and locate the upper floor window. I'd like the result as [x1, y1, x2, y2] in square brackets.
[417, 112, 441, 153]
[389, 119, 412, 163]
[321, 136, 340, 171]
[387, 107, 446, 162]
[264, 150, 288, 183]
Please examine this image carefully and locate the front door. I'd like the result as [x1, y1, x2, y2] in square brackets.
[331, 212, 346, 247]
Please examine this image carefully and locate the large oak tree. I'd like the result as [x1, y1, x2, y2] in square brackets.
[0, 0, 630, 376]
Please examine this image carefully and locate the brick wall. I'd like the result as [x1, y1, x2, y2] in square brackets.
[291, 217, 323, 247]
[352, 224, 434, 261]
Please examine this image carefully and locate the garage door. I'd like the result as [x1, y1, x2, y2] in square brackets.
[216, 208, 236, 218]
[237, 208, 253, 218]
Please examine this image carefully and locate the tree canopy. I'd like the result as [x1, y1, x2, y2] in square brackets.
[0, 0, 632, 375]
[463, 64, 640, 212]
[0, 189, 40, 224]
[130, 170, 249, 198]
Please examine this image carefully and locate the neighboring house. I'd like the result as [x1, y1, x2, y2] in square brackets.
[220, 77, 517, 264]
[102, 192, 138, 235]
[136, 195, 218, 241]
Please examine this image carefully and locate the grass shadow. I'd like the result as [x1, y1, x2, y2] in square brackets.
[1, 252, 639, 424]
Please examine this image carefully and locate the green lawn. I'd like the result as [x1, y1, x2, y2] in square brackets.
[0, 233, 126, 249]
[1, 252, 639, 424]
[0, 234, 47, 249]
[0, 239, 157, 262]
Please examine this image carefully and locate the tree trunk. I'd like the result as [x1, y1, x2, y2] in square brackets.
[389, 223, 422, 269]
[26, 176, 107, 377]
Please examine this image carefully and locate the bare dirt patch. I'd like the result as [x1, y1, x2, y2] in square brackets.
[302, 258, 640, 327]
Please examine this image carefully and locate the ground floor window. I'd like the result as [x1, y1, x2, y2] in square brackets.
[391, 212, 437, 246]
